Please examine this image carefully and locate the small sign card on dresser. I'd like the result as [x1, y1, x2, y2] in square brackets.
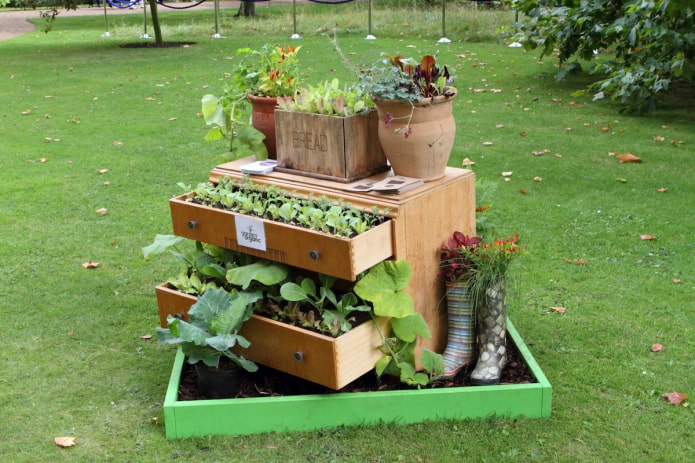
[340, 176, 424, 195]
[240, 159, 278, 175]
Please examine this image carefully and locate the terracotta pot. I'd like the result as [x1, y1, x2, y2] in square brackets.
[247, 93, 279, 159]
[374, 89, 457, 182]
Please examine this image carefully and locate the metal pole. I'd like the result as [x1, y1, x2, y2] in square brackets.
[290, 0, 301, 39]
[212, 0, 224, 38]
[101, 0, 111, 37]
[140, 0, 152, 39]
[364, 0, 376, 40]
[437, 0, 450, 43]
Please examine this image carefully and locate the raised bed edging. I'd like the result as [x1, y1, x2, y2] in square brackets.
[162, 319, 552, 439]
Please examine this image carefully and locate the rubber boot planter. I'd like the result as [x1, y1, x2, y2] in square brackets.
[470, 278, 507, 385]
[441, 281, 475, 377]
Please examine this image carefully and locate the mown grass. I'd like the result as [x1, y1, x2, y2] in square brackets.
[1, 3, 693, 462]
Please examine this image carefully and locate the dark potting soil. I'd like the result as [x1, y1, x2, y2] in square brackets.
[177, 338, 536, 401]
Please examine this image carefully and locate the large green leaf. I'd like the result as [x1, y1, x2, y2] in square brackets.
[201, 94, 227, 129]
[188, 288, 231, 323]
[391, 313, 431, 342]
[419, 349, 444, 376]
[279, 282, 309, 302]
[181, 344, 219, 367]
[226, 261, 288, 289]
[142, 234, 186, 260]
[354, 261, 413, 318]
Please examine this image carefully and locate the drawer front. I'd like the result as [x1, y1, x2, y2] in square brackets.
[237, 315, 385, 390]
[170, 195, 393, 280]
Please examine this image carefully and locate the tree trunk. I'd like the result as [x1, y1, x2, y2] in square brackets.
[148, 0, 163, 45]
[236, 0, 256, 17]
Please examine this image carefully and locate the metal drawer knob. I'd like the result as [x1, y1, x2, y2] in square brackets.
[309, 250, 320, 260]
[187, 220, 198, 229]
[294, 352, 304, 361]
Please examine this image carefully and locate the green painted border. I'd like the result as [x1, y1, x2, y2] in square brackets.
[163, 319, 551, 439]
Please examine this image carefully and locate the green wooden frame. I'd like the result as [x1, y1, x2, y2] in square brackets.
[163, 319, 551, 439]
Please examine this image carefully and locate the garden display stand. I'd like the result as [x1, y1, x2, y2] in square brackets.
[156, 157, 552, 437]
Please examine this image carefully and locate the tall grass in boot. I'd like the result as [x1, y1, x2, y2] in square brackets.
[470, 278, 507, 385]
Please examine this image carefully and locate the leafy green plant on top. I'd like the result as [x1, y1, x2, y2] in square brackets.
[276, 78, 374, 116]
[201, 44, 302, 160]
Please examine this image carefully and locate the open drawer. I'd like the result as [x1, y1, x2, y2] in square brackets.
[169, 194, 394, 281]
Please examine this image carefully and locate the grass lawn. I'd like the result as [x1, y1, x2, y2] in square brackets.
[1, 3, 693, 462]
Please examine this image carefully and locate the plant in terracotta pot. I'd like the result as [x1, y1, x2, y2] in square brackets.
[202, 44, 302, 160]
[156, 288, 261, 399]
[356, 53, 457, 182]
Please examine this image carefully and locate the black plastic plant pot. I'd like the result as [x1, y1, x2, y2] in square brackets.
[194, 360, 243, 399]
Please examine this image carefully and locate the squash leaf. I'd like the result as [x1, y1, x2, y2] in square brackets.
[354, 261, 413, 318]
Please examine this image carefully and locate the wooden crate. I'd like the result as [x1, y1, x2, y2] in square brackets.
[274, 109, 388, 182]
[163, 319, 552, 439]
[169, 194, 394, 281]
[155, 284, 387, 389]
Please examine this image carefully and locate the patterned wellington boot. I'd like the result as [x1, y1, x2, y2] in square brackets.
[470, 278, 507, 386]
[441, 282, 476, 378]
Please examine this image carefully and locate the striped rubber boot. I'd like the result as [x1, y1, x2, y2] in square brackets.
[441, 282, 476, 378]
[470, 278, 507, 386]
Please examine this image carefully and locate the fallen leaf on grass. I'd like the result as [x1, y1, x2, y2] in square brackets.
[54, 436, 77, 447]
[654, 136, 665, 142]
[461, 158, 476, 167]
[82, 261, 100, 269]
[476, 205, 491, 213]
[672, 279, 682, 284]
[482, 141, 494, 146]
[550, 307, 566, 313]
[533, 176, 543, 182]
[112, 140, 123, 146]
[617, 178, 627, 183]
[140, 334, 153, 340]
[650, 343, 664, 352]
[98, 168, 109, 174]
[39, 157, 50, 163]
[656, 187, 668, 193]
[662, 391, 687, 406]
[95, 208, 108, 215]
[617, 153, 642, 163]
[640, 234, 657, 241]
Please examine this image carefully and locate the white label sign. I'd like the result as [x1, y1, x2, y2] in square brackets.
[234, 216, 267, 251]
